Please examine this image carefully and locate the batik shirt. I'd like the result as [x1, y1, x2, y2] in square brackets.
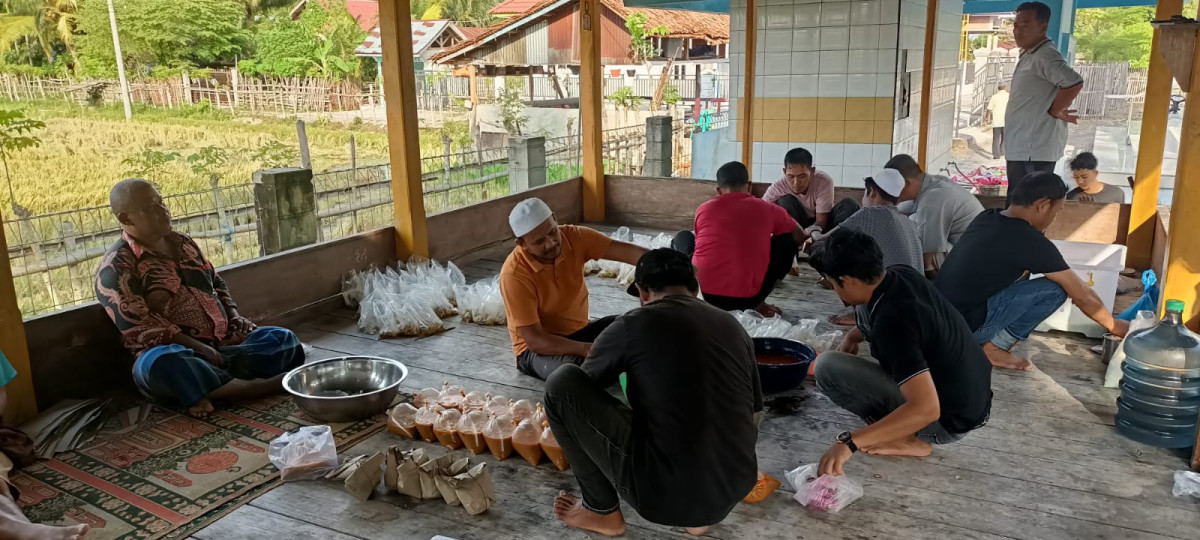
[95, 232, 242, 357]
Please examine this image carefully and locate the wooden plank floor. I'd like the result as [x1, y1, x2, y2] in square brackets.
[193, 241, 1200, 540]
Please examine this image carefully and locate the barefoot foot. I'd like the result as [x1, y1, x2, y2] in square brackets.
[755, 302, 781, 318]
[686, 526, 710, 536]
[827, 310, 856, 326]
[553, 491, 625, 536]
[982, 343, 1033, 371]
[19, 522, 89, 540]
[187, 398, 214, 418]
[862, 436, 932, 457]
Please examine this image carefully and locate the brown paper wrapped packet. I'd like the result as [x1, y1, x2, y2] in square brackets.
[395, 448, 427, 499]
[449, 462, 496, 515]
[434, 457, 472, 505]
[383, 446, 403, 491]
[325, 454, 368, 480]
[344, 451, 385, 501]
[418, 454, 454, 500]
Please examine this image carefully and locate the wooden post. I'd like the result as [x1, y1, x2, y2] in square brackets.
[739, 0, 757, 175]
[1163, 31, 1200, 332]
[350, 135, 359, 233]
[917, 0, 939, 169]
[378, 0, 429, 257]
[209, 175, 236, 265]
[0, 211, 38, 424]
[297, 120, 311, 169]
[1129, 0, 1183, 270]
[469, 65, 479, 106]
[442, 134, 453, 211]
[580, 0, 605, 221]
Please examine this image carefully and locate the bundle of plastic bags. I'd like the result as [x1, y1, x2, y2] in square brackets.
[586, 227, 674, 283]
[455, 276, 506, 325]
[731, 312, 844, 352]
[343, 257, 466, 338]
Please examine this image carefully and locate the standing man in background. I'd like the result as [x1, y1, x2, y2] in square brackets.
[1004, 1, 1084, 206]
[986, 83, 1009, 160]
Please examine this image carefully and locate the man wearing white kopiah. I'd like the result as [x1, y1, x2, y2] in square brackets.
[499, 198, 647, 380]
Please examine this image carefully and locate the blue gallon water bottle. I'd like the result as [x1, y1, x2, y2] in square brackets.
[1115, 300, 1200, 448]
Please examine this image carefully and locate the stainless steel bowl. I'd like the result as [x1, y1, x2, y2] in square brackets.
[283, 356, 409, 423]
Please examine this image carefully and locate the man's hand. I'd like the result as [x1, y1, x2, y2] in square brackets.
[1050, 108, 1079, 124]
[1110, 318, 1131, 338]
[1077, 193, 1094, 203]
[195, 344, 225, 369]
[229, 315, 257, 335]
[838, 326, 864, 355]
[819, 442, 853, 476]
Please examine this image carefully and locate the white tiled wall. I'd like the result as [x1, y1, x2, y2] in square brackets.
[925, 0, 964, 175]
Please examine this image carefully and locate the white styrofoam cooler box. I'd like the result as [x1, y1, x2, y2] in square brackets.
[1034, 239, 1127, 338]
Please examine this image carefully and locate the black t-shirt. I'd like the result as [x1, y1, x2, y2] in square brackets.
[861, 266, 993, 434]
[935, 209, 1071, 330]
[582, 295, 762, 526]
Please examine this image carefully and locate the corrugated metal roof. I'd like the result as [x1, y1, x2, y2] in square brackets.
[489, 0, 543, 14]
[354, 20, 461, 58]
[433, 0, 728, 64]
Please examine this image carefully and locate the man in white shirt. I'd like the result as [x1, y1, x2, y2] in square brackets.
[1004, 1, 1084, 207]
[986, 83, 1009, 159]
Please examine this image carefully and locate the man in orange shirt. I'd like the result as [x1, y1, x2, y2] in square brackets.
[500, 198, 647, 380]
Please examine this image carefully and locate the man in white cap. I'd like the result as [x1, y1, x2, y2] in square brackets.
[500, 198, 647, 380]
[810, 170, 924, 325]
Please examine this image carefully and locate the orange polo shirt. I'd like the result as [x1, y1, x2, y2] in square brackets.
[499, 225, 613, 358]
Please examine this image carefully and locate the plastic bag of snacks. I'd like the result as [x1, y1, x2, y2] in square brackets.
[539, 426, 569, 471]
[434, 409, 464, 450]
[483, 414, 515, 460]
[512, 419, 544, 466]
[785, 464, 863, 512]
[458, 410, 489, 455]
[387, 403, 419, 439]
[268, 426, 339, 482]
[341, 269, 367, 307]
[458, 278, 506, 325]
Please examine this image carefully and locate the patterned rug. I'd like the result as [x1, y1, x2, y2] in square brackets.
[12, 395, 387, 540]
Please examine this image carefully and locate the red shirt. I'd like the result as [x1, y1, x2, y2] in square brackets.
[692, 192, 798, 298]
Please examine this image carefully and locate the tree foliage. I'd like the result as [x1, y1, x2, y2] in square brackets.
[0, 107, 44, 208]
[1074, 7, 1155, 68]
[625, 11, 668, 64]
[238, 0, 364, 79]
[499, 77, 527, 136]
[75, 0, 249, 77]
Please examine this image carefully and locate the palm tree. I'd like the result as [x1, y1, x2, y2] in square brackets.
[35, 0, 76, 65]
[0, 0, 38, 55]
[437, 0, 498, 27]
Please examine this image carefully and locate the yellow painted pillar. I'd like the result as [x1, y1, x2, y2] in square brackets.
[378, 0, 429, 258]
[1128, 0, 1183, 270]
[580, 0, 605, 221]
[0, 214, 37, 424]
[739, 0, 758, 176]
[917, 0, 939, 169]
[1163, 35, 1200, 332]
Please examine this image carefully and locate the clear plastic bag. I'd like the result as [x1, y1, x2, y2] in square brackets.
[1173, 470, 1200, 499]
[540, 426, 569, 471]
[438, 382, 466, 410]
[387, 403, 418, 439]
[374, 291, 445, 338]
[483, 414, 515, 460]
[1105, 310, 1158, 388]
[413, 387, 440, 408]
[785, 464, 863, 512]
[268, 425, 339, 482]
[434, 409, 464, 450]
[341, 269, 366, 307]
[530, 402, 548, 430]
[458, 410, 489, 455]
[462, 391, 487, 412]
[484, 394, 509, 417]
[510, 399, 536, 424]
[414, 404, 442, 443]
[513, 419, 544, 466]
[458, 277, 507, 325]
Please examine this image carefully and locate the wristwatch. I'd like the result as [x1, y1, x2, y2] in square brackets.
[836, 431, 858, 453]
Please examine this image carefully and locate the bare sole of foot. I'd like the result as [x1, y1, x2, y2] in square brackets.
[20, 522, 89, 540]
[686, 526, 710, 536]
[863, 437, 932, 457]
[187, 398, 215, 418]
[553, 491, 625, 536]
[982, 343, 1033, 371]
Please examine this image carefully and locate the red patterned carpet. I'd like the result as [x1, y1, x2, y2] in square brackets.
[12, 395, 385, 540]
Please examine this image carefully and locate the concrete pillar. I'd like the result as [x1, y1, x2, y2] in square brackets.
[253, 167, 319, 256]
[643, 115, 673, 177]
[508, 136, 547, 192]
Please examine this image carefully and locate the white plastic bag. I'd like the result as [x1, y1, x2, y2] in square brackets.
[459, 277, 506, 325]
[1173, 470, 1200, 499]
[1104, 310, 1157, 388]
[733, 310, 795, 338]
[785, 463, 863, 512]
[269, 425, 339, 482]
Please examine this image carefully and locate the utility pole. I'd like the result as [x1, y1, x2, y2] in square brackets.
[106, 0, 133, 120]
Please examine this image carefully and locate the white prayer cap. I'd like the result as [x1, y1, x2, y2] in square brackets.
[509, 198, 553, 238]
[872, 169, 906, 198]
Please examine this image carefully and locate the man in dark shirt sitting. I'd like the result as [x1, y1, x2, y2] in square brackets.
[543, 248, 762, 536]
[935, 171, 1129, 370]
[810, 229, 992, 473]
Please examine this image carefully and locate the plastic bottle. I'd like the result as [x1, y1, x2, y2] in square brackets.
[1116, 299, 1200, 448]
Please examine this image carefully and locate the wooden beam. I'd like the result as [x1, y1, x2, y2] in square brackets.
[468, 65, 479, 106]
[1163, 25, 1200, 333]
[739, 0, 758, 176]
[917, 0, 939, 169]
[378, 0, 429, 258]
[1128, 0, 1183, 270]
[0, 209, 37, 424]
[580, 0, 605, 221]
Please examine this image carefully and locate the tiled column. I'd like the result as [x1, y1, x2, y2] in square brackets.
[729, 0, 904, 186]
[893, 0, 963, 172]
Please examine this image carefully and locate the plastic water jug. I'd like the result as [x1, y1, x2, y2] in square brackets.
[1115, 300, 1200, 448]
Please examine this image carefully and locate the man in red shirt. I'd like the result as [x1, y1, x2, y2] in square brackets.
[673, 161, 809, 316]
